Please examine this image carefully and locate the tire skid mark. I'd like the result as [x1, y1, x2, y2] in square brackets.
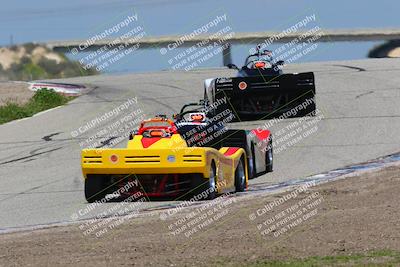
[0, 177, 66, 204]
[333, 64, 366, 72]
[355, 90, 374, 99]
[42, 132, 61, 141]
[0, 147, 62, 166]
[144, 82, 188, 92]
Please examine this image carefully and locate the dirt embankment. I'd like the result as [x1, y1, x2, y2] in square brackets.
[0, 82, 33, 106]
[0, 45, 64, 71]
[1, 165, 400, 266]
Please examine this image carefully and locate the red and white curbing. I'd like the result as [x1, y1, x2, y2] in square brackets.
[28, 82, 88, 96]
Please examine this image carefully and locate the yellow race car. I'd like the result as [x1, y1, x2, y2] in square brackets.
[82, 106, 273, 203]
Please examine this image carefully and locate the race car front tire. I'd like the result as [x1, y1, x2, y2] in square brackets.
[85, 175, 108, 203]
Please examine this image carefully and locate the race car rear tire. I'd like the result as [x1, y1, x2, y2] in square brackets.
[297, 101, 316, 117]
[192, 163, 217, 200]
[248, 142, 257, 179]
[235, 157, 246, 192]
[85, 175, 108, 203]
[266, 138, 273, 173]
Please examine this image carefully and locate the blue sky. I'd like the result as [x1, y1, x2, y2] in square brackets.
[0, 0, 398, 45]
[0, 0, 396, 73]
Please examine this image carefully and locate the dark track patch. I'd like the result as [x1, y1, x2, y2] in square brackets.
[333, 64, 366, 72]
[42, 132, 61, 141]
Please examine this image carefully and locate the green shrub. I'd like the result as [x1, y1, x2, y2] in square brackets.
[0, 88, 73, 124]
[0, 103, 31, 124]
[29, 88, 70, 110]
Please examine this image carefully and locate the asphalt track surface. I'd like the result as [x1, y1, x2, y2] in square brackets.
[1, 58, 400, 230]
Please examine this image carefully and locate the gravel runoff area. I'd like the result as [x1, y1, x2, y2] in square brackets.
[1, 163, 400, 266]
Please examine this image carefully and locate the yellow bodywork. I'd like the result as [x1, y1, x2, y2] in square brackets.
[81, 134, 247, 193]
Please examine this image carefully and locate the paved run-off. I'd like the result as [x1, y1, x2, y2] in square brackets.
[0, 58, 400, 230]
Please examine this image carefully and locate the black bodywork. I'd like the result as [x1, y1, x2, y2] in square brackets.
[173, 101, 272, 179]
[206, 49, 316, 121]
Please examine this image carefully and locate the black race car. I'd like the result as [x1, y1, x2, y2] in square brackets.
[173, 101, 273, 179]
[204, 47, 316, 121]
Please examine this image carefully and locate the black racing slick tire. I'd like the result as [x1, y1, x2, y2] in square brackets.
[248, 142, 257, 179]
[192, 162, 217, 200]
[205, 164, 217, 200]
[85, 175, 108, 203]
[235, 157, 246, 192]
[266, 139, 273, 173]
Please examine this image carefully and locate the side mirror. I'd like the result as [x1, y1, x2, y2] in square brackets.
[226, 63, 239, 70]
[276, 60, 284, 66]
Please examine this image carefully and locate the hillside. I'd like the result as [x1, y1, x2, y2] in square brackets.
[0, 43, 97, 81]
